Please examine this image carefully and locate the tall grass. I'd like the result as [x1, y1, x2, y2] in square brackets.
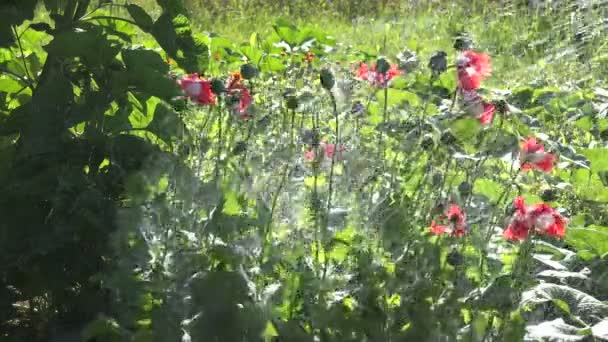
[131, 0, 607, 85]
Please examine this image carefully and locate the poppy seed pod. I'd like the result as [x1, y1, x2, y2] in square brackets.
[210, 79, 225, 94]
[440, 130, 457, 145]
[458, 182, 472, 197]
[453, 34, 473, 51]
[428, 51, 448, 75]
[375, 57, 390, 74]
[320, 68, 335, 90]
[447, 249, 464, 266]
[420, 134, 435, 151]
[286, 95, 299, 110]
[240, 63, 258, 79]
[540, 188, 558, 202]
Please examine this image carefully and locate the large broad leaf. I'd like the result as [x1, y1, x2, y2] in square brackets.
[450, 117, 481, 143]
[0, 0, 38, 47]
[189, 271, 266, 342]
[375, 88, 421, 107]
[567, 169, 608, 202]
[146, 102, 185, 144]
[272, 18, 299, 46]
[580, 148, 608, 173]
[521, 283, 608, 323]
[121, 47, 178, 100]
[525, 318, 587, 342]
[151, 12, 177, 56]
[44, 27, 121, 67]
[473, 178, 503, 203]
[592, 320, 608, 340]
[127, 4, 154, 32]
[566, 226, 608, 259]
[122, 46, 169, 74]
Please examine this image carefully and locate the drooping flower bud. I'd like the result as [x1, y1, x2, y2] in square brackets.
[428, 51, 448, 75]
[320, 68, 335, 90]
[240, 63, 258, 79]
[375, 57, 390, 74]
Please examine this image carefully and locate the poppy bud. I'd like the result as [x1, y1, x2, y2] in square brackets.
[540, 188, 557, 202]
[432, 173, 443, 186]
[240, 63, 258, 79]
[440, 130, 457, 145]
[375, 57, 390, 74]
[447, 249, 464, 266]
[351, 101, 365, 116]
[320, 68, 335, 90]
[232, 141, 247, 155]
[420, 134, 435, 151]
[453, 33, 473, 51]
[286, 96, 299, 110]
[428, 51, 447, 75]
[210, 79, 225, 94]
[458, 182, 472, 197]
[495, 99, 508, 114]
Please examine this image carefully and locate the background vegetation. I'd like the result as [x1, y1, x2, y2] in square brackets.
[1, 0, 608, 341]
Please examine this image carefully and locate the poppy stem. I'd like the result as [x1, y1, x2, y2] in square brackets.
[215, 102, 223, 181]
[322, 92, 339, 280]
[449, 86, 459, 112]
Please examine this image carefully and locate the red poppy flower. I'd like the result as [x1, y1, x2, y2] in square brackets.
[528, 203, 567, 238]
[503, 196, 531, 241]
[447, 204, 465, 225]
[461, 90, 495, 125]
[457, 50, 491, 91]
[430, 204, 468, 237]
[355, 62, 401, 86]
[231, 87, 253, 119]
[519, 137, 556, 172]
[503, 197, 567, 241]
[177, 73, 216, 105]
[430, 221, 450, 235]
[227, 72, 253, 119]
[478, 102, 495, 124]
[304, 141, 345, 162]
[304, 149, 316, 161]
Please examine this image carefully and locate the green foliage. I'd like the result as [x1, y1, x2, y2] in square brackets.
[2, 1, 608, 341]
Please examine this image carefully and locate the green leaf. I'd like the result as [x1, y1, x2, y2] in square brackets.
[240, 45, 263, 65]
[566, 226, 608, 258]
[451, 117, 481, 142]
[521, 283, 608, 322]
[525, 318, 587, 341]
[44, 27, 121, 67]
[82, 315, 123, 340]
[567, 169, 608, 202]
[592, 320, 608, 340]
[272, 18, 299, 46]
[122, 46, 169, 74]
[121, 47, 178, 100]
[579, 148, 608, 172]
[473, 178, 503, 203]
[29, 22, 52, 33]
[375, 88, 421, 107]
[127, 4, 154, 32]
[127, 4, 154, 31]
[260, 56, 286, 72]
[0, 0, 37, 47]
[146, 102, 184, 144]
[250, 32, 257, 48]
[0, 75, 25, 93]
[151, 12, 177, 56]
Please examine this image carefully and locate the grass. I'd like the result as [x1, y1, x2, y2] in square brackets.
[127, 0, 607, 90]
